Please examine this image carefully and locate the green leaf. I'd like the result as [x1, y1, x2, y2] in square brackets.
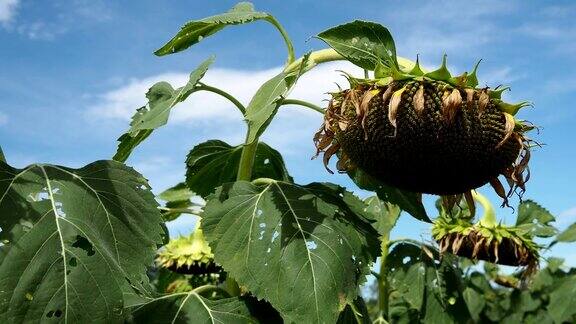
[363, 196, 401, 236]
[387, 243, 428, 311]
[155, 2, 270, 56]
[548, 275, 576, 323]
[515, 200, 557, 238]
[244, 71, 299, 144]
[0, 146, 5, 163]
[186, 140, 292, 198]
[556, 222, 576, 243]
[337, 296, 371, 324]
[130, 292, 257, 323]
[348, 168, 429, 223]
[0, 161, 164, 323]
[158, 182, 196, 221]
[202, 180, 380, 323]
[317, 20, 398, 70]
[387, 243, 469, 323]
[113, 56, 214, 162]
[463, 287, 485, 322]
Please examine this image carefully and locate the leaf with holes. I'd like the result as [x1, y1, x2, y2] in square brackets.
[113, 56, 214, 162]
[186, 140, 292, 197]
[130, 291, 257, 323]
[387, 243, 469, 323]
[515, 200, 557, 238]
[317, 20, 398, 70]
[0, 161, 164, 323]
[155, 2, 271, 56]
[201, 180, 379, 323]
[363, 196, 401, 236]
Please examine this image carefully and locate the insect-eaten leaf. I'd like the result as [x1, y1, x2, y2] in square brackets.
[155, 2, 271, 56]
[0, 160, 164, 323]
[185, 139, 292, 198]
[113, 56, 214, 162]
[317, 20, 398, 71]
[515, 200, 557, 238]
[202, 180, 380, 324]
[387, 243, 470, 323]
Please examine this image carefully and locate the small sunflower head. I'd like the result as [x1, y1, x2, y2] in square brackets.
[432, 217, 539, 268]
[314, 55, 535, 207]
[431, 193, 539, 278]
[156, 226, 222, 275]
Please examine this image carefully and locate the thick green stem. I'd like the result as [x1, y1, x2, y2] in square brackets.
[474, 192, 497, 228]
[265, 16, 296, 66]
[195, 83, 246, 115]
[236, 131, 260, 182]
[378, 233, 390, 320]
[280, 98, 325, 114]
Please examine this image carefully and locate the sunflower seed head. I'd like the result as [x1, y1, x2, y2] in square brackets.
[388, 87, 406, 128]
[496, 112, 516, 148]
[442, 88, 462, 123]
[478, 90, 490, 113]
[413, 85, 425, 115]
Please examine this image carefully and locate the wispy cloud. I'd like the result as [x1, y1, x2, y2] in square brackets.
[0, 0, 19, 26]
[2, 0, 112, 40]
[87, 61, 362, 154]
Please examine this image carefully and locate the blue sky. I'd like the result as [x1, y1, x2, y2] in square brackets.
[1, 0, 575, 266]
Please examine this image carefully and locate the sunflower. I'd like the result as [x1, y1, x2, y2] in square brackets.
[314, 55, 535, 210]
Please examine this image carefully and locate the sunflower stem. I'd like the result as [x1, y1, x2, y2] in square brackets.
[474, 192, 497, 228]
[195, 83, 246, 115]
[264, 16, 296, 66]
[280, 98, 325, 114]
[378, 232, 390, 320]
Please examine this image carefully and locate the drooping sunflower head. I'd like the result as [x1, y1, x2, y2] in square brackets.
[156, 226, 221, 275]
[431, 192, 539, 277]
[314, 56, 535, 208]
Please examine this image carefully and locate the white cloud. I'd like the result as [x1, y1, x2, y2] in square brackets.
[87, 61, 362, 131]
[0, 0, 19, 25]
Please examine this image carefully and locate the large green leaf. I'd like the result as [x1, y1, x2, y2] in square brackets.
[0, 161, 164, 323]
[317, 20, 398, 70]
[113, 56, 214, 162]
[0, 146, 5, 163]
[202, 180, 380, 323]
[555, 222, 576, 243]
[349, 168, 429, 223]
[129, 292, 257, 323]
[185, 140, 292, 198]
[155, 2, 270, 56]
[515, 200, 557, 238]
